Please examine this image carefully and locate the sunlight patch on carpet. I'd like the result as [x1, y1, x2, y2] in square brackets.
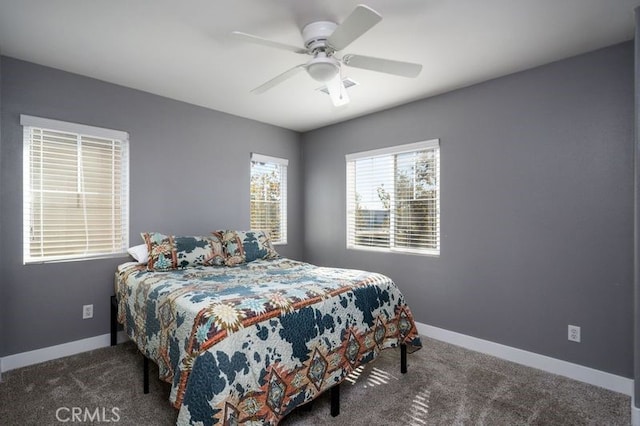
[344, 365, 365, 385]
[399, 388, 431, 425]
[364, 367, 398, 388]
[345, 365, 402, 389]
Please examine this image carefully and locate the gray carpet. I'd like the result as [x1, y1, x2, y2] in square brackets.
[0, 337, 631, 425]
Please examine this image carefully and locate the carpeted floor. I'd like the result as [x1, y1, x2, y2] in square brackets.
[0, 337, 631, 425]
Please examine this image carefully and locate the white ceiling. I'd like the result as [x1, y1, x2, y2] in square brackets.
[0, 0, 637, 132]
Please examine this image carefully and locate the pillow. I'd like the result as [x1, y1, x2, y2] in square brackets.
[212, 230, 245, 267]
[141, 232, 175, 271]
[141, 232, 225, 271]
[174, 235, 225, 268]
[127, 244, 149, 264]
[214, 230, 279, 266]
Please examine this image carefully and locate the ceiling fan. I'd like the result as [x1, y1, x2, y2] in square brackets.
[231, 4, 422, 107]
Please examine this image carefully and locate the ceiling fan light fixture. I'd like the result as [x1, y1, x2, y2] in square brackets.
[306, 54, 339, 82]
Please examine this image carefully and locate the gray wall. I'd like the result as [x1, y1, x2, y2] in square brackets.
[302, 42, 634, 377]
[634, 7, 640, 408]
[0, 55, 4, 361]
[0, 57, 303, 356]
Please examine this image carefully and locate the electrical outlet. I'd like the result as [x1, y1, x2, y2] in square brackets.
[568, 325, 580, 342]
[82, 304, 93, 320]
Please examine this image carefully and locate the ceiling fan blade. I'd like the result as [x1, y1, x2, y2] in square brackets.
[325, 73, 350, 107]
[342, 54, 422, 78]
[251, 64, 306, 94]
[327, 5, 382, 51]
[231, 31, 308, 54]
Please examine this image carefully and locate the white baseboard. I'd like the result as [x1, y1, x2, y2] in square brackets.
[0, 322, 634, 403]
[0, 331, 128, 374]
[415, 322, 634, 397]
[632, 400, 640, 426]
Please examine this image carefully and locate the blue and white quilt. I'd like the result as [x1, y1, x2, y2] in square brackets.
[115, 258, 422, 425]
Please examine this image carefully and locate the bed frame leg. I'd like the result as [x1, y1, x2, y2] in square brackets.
[330, 384, 340, 417]
[110, 295, 117, 346]
[401, 343, 407, 374]
[143, 355, 150, 394]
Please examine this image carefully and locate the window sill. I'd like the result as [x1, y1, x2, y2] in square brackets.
[24, 252, 130, 265]
[347, 245, 439, 257]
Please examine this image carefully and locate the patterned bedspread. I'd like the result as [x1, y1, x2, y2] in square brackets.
[115, 258, 422, 425]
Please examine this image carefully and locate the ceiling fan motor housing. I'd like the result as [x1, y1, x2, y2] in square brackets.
[302, 21, 338, 52]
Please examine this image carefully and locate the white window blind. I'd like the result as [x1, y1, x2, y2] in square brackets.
[250, 153, 288, 244]
[346, 139, 440, 256]
[22, 115, 129, 263]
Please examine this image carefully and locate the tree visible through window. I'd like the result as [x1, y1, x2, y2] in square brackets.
[346, 140, 440, 255]
[250, 153, 287, 244]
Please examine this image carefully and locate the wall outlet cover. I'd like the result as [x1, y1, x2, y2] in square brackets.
[568, 324, 580, 343]
[82, 304, 93, 320]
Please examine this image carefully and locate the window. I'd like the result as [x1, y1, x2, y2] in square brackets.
[250, 153, 287, 244]
[22, 115, 129, 263]
[346, 139, 440, 255]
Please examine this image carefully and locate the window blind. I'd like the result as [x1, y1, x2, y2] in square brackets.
[22, 115, 129, 263]
[250, 153, 288, 244]
[346, 139, 440, 255]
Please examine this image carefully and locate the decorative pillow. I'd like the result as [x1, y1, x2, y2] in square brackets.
[141, 232, 225, 271]
[174, 235, 225, 268]
[127, 244, 149, 264]
[214, 230, 279, 266]
[212, 230, 245, 267]
[141, 233, 174, 271]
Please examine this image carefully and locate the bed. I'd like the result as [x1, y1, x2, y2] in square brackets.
[113, 231, 422, 425]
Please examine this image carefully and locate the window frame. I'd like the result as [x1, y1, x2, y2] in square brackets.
[346, 139, 440, 256]
[21, 115, 130, 264]
[250, 152, 288, 245]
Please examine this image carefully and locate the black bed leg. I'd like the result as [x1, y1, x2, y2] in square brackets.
[110, 295, 117, 346]
[330, 384, 340, 417]
[401, 343, 407, 374]
[143, 355, 150, 394]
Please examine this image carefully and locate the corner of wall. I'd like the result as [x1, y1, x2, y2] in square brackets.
[634, 4, 640, 415]
[0, 53, 5, 362]
[297, 130, 306, 262]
